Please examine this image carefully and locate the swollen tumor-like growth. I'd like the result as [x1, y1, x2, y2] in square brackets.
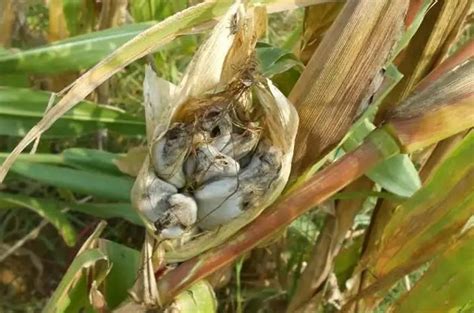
[149, 68, 283, 238]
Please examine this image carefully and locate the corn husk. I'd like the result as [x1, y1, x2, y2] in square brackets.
[131, 2, 298, 261]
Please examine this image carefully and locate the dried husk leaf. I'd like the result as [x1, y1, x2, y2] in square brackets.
[128, 233, 164, 307]
[174, 2, 244, 108]
[143, 67, 177, 142]
[132, 2, 244, 231]
[115, 146, 148, 177]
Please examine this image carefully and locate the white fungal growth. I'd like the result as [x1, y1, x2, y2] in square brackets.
[151, 123, 190, 188]
[195, 140, 282, 230]
[132, 2, 298, 248]
[185, 144, 240, 186]
[147, 77, 284, 236]
[154, 193, 197, 238]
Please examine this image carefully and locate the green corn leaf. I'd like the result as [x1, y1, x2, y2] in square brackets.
[0, 192, 77, 246]
[71, 202, 141, 225]
[0, 152, 64, 165]
[0, 148, 124, 176]
[256, 43, 303, 95]
[62, 0, 96, 36]
[367, 154, 421, 198]
[62, 148, 123, 176]
[43, 248, 108, 313]
[9, 161, 133, 201]
[0, 22, 154, 74]
[170, 281, 217, 313]
[342, 119, 421, 197]
[0, 191, 140, 225]
[390, 230, 474, 313]
[371, 132, 474, 278]
[97, 239, 141, 309]
[0, 86, 145, 137]
[334, 237, 363, 288]
[256, 42, 303, 77]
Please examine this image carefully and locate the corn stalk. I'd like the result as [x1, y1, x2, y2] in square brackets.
[154, 57, 474, 304]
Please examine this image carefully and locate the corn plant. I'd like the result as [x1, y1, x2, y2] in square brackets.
[0, 0, 472, 312]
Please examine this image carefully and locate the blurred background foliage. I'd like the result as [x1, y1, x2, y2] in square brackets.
[0, 0, 472, 312]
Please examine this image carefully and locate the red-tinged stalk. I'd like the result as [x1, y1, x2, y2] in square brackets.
[415, 40, 474, 91]
[386, 97, 473, 153]
[384, 59, 473, 152]
[347, 48, 473, 313]
[155, 60, 474, 305]
[156, 129, 399, 304]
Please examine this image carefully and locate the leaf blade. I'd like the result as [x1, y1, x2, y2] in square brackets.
[0, 192, 77, 246]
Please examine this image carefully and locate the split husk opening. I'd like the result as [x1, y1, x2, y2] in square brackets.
[131, 2, 298, 263]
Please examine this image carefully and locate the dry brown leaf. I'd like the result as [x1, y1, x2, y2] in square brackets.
[0, 0, 15, 46]
[378, 0, 471, 117]
[289, 0, 408, 178]
[386, 60, 474, 152]
[97, 0, 128, 29]
[48, 0, 70, 41]
[114, 146, 148, 177]
[299, 2, 344, 64]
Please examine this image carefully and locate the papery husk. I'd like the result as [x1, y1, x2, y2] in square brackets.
[131, 1, 298, 262]
[131, 2, 245, 232]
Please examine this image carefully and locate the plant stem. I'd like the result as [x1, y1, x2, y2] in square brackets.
[156, 129, 399, 304]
